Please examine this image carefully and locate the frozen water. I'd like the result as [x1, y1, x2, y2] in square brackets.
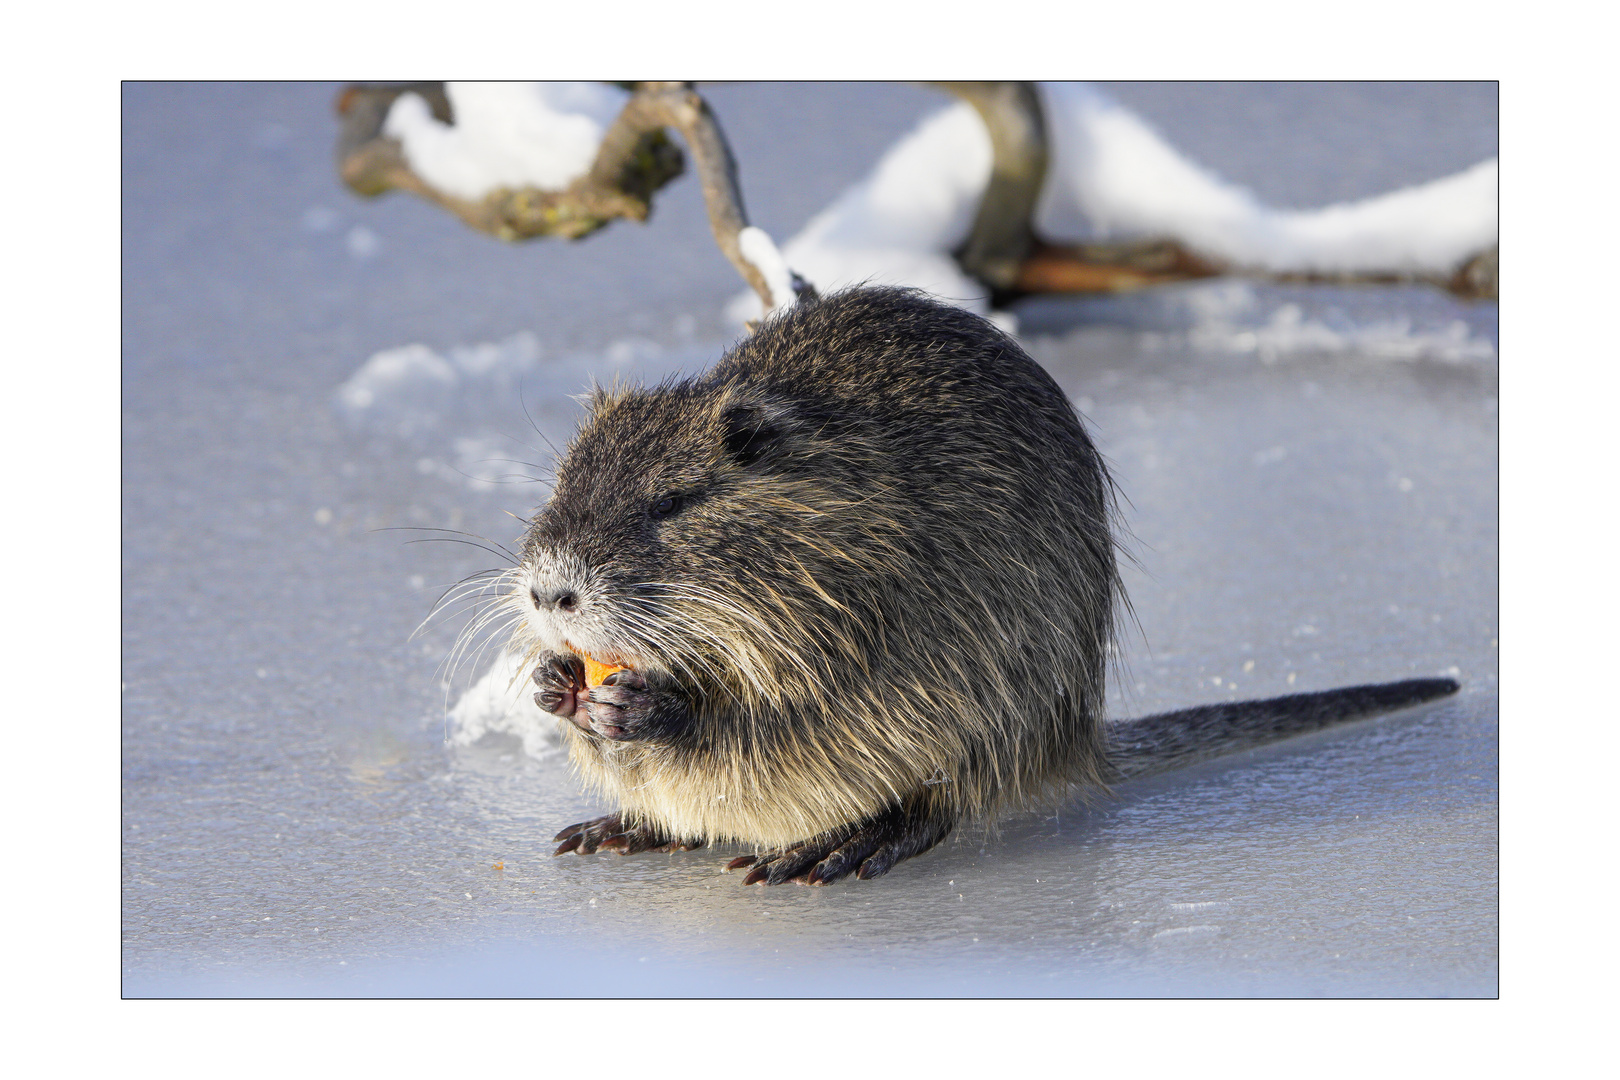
[122, 82, 1496, 997]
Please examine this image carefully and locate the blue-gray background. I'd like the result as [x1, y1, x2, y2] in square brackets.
[122, 82, 1497, 996]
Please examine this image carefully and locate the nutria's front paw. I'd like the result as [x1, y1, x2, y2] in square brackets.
[532, 652, 586, 720]
[584, 669, 662, 741]
[552, 813, 705, 856]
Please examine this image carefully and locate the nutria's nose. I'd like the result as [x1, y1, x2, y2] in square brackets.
[532, 587, 579, 612]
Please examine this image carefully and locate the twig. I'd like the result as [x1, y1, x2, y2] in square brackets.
[588, 83, 776, 312]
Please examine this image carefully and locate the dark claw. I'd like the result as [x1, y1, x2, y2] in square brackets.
[601, 669, 647, 690]
[726, 855, 758, 872]
[579, 819, 624, 854]
[532, 653, 585, 719]
[551, 813, 703, 859]
[856, 852, 895, 880]
[761, 846, 824, 885]
[807, 832, 885, 886]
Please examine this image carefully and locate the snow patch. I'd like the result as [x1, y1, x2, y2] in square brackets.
[1036, 83, 1497, 274]
[335, 330, 725, 495]
[447, 650, 563, 761]
[445, 330, 545, 381]
[333, 328, 712, 436]
[1173, 281, 1497, 363]
[384, 82, 630, 200]
[336, 343, 459, 435]
[1152, 925, 1222, 939]
[1023, 279, 1496, 365]
[1192, 303, 1496, 364]
[736, 227, 797, 312]
[345, 225, 381, 260]
[413, 436, 541, 493]
[336, 331, 544, 437]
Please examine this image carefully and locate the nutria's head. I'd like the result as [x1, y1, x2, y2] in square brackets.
[513, 370, 892, 710]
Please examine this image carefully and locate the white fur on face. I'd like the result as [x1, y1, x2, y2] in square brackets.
[516, 547, 644, 669]
[519, 547, 584, 649]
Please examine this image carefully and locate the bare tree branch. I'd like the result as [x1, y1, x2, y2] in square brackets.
[1013, 238, 1223, 292]
[1011, 237, 1497, 300]
[1449, 246, 1497, 300]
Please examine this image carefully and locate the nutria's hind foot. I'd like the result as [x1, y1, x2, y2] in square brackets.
[726, 803, 956, 886]
[552, 814, 705, 856]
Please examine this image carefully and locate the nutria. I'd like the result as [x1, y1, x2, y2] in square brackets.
[510, 286, 1457, 885]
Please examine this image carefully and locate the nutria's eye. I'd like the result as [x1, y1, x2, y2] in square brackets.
[650, 494, 685, 519]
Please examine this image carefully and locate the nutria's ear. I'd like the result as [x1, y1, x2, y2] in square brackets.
[720, 403, 787, 468]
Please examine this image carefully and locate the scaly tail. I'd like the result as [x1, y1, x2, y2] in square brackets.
[1107, 677, 1461, 782]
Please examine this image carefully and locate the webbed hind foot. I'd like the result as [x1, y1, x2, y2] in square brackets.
[552, 813, 704, 856]
[725, 802, 956, 886]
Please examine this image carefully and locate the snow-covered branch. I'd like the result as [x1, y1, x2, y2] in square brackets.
[727, 82, 1497, 322]
[599, 83, 793, 316]
[336, 82, 683, 243]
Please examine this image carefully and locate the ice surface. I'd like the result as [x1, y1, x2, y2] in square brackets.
[122, 82, 1496, 997]
[384, 82, 630, 199]
[729, 83, 1497, 322]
